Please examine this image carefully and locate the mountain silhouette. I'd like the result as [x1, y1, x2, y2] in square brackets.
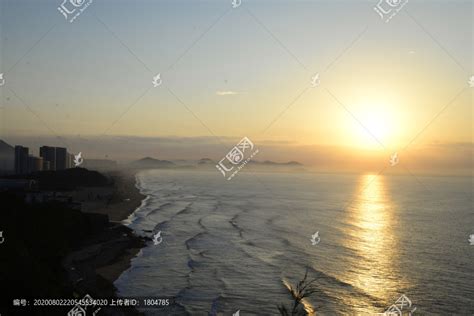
[129, 157, 175, 169]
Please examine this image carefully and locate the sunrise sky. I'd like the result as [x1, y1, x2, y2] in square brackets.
[0, 0, 472, 173]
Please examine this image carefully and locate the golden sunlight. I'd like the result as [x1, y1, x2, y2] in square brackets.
[347, 100, 399, 149]
[343, 174, 407, 305]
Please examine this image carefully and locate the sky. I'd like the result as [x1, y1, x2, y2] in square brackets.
[0, 0, 472, 174]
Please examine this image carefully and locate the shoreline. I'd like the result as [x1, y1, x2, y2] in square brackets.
[93, 170, 146, 284]
[62, 169, 148, 315]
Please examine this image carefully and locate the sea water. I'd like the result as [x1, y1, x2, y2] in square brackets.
[116, 169, 474, 315]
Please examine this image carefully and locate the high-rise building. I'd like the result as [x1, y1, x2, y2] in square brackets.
[14, 145, 29, 175]
[39, 146, 72, 171]
[27, 156, 43, 173]
[55, 147, 67, 170]
[0, 140, 15, 175]
[43, 160, 51, 171]
[40, 146, 56, 170]
[67, 153, 74, 169]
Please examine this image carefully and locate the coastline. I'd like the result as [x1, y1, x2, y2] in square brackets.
[93, 170, 146, 284]
[76, 170, 145, 223]
[62, 169, 148, 315]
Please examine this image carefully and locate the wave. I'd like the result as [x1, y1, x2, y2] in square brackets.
[122, 175, 152, 226]
[184, 231, 208, 251]
[229, 214, 244, 239]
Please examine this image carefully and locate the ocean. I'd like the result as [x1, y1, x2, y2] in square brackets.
[115, 169, 474, 315]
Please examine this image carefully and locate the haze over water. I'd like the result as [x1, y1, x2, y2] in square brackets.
[116, 169, 474, 315]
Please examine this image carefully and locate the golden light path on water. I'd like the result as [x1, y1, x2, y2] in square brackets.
[343, 174, 403, 313]
[284, 175, 398, 315]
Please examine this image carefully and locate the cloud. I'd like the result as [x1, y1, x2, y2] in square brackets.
[216, 90, 238, 96]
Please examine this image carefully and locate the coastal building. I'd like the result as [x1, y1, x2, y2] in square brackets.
[43, 160, 51, 171]
[14, 145, 29, 175]
[39, 146, 74, 170]
[0, 139, 15, 175]
[56, 147, 67, 170]
[27, 156, 43, 173]
[67, 153, 74, 169]
[40, 146, 56, 170]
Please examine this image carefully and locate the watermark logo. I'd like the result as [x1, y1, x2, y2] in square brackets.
[311, 73, 320, 88]
[74, 152, 84, 167]
[232, 310, 240, 316]
[232, 0, 242, 9]
[468, 75, 474, 88]
[378, 294, 416, 316]
[58, 0, 93, 23]
[152, 73, 162, 87]
[374, 0, 408, 23]
[0, 73, 5, 86]
[216, 137, 259, 180]
[67, 305, 86, 316]
[67, 294, 100, 316]
[0, 231, 4, 244]
[390, 152, 399, 166]
[310, 231, 320, 245]
[469, 234, 474, 245]
[153, 231, 163, 245]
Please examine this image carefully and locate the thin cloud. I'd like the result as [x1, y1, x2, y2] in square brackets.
[216, 90, 238, 96]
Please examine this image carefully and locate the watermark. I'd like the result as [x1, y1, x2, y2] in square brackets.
[152, 73, 162, 87]
[58, 0, 93, 23]
[233, 310, 240, 316]
[232, 0, 242, 9]
[390, 152, 399, 167]
[153, 231, 163, 246]
[374, 0, 408, 23]
[310, 231, 320, 245]
[13, 299, 28, 307]
[0, 73, 5, 86]
[68, 305, 86, 316]
[311, 73, 320, 88]
[378, 294, 416, 316]
[468, 75, 474, 88]
[469, 234, 474, 245]
[67, 294, 101, 316]
[216, 137, 259, 180]
[0, 231, 4, 244]
[74, 152, 84, 167]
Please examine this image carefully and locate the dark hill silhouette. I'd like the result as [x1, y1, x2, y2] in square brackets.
[129, 157, 175, 169]
[198, 158, 215, 165]
[243, 160, 304, 167]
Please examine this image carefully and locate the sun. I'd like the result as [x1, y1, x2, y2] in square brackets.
[361, 110, 392, 141]
[349, 101, 397, 149]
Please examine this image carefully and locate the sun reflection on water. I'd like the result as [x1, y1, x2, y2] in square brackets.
[356, 175, 394, 289]
[343, 174, 403, 312]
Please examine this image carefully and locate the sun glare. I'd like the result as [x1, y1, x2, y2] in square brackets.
[362, 111, 392, 140]
[348, 101, 398, 149]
